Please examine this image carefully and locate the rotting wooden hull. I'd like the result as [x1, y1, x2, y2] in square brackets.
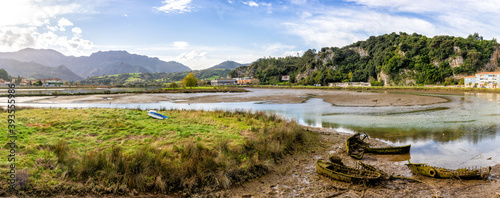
[406, 162, 491, 179]
[346, 133, 411, 159]
[346, 133, 368, 159]
[316, 160, 381, 184]
[365, 144, 411, 154]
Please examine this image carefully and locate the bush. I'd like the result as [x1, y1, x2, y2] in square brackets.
[168, 82, 178, 88]
[370, 80, 384, 86]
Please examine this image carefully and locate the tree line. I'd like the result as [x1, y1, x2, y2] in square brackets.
[231, 32, 498, 86]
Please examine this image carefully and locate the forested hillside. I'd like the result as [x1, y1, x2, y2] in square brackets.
[230, 33, 499, 86]
[80, 68, 233, 86]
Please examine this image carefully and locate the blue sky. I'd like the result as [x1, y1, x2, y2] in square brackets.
[1, 0, 500, 70]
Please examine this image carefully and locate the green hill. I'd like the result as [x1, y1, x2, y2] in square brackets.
[80, 66, 234, 86]
[207, 61, 247, 70]
[230, 32, 499, 86]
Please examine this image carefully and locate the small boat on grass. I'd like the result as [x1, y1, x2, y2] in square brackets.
[406, 162, 491, 179]
[346, 133, 411, 159]
[316, 160, 381, 184]
[147, 110, 168, 119]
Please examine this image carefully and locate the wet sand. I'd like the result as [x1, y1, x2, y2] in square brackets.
[21, 88, 449, 107]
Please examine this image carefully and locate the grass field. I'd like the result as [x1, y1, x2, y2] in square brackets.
[0, 108, 316, 196]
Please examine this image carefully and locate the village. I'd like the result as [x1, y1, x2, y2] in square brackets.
[0, 77, 64, 87]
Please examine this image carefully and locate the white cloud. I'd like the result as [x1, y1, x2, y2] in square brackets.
[0, 0, 81, 27]
[343, 0, 500, 39]
[283, 50, 303, 57]
[57, 18, 73, 31]
[264, 43, 296, 52]
[243, 1, 259, 7]
[283, 8, 436, 48]
[290, 0, 308, 5]
[0, 0, 94, 56]
[155, 0, 193, 13]
[173, 41, 189, 48]
[176, 50, 208, 61]
[72, 27, 83, 35]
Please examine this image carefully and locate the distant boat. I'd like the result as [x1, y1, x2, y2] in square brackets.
[147, 110, 168, 119]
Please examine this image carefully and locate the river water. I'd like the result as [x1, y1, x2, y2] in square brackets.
[7, 89, 500, 169]
[0, 87, 161, 95]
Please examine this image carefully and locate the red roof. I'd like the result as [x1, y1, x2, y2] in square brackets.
[464, 76, 475, 78]
[476, 72, 500, 75]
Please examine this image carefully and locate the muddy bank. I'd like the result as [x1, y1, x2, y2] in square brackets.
[20, 89, 448, 107]
[196, 127, 500, 198]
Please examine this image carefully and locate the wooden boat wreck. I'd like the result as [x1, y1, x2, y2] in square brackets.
[406, 162, 491, 179]
[316, 160, 381, 184]
[346, 133, 369, 159]
[365, 144, 411, 154]
[346, 133, 411, 159]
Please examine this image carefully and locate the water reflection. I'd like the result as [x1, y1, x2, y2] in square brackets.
[7, 90, 500, 169]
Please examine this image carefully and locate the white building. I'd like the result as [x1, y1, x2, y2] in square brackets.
[211, 79, 237, 86]
[464, 72, 500, 88]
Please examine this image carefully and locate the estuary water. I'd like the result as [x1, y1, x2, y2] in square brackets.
[0, 87, 161, 95]
[8, 89, 500, 169]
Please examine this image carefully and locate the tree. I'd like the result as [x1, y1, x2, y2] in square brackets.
[0, 69, 10, 81]
[458, 79, 465, 85]
[168, 81, 178, 88]
[182, 72, 198, 87]
[34, 80, 43, 86]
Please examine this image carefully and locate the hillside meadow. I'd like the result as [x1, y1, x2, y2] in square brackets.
[0, 108, 317, 196]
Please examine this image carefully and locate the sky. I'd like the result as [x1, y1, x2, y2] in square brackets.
[1, 0, 500, 70]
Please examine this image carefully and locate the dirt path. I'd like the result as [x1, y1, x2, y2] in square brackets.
[195, 127, 500, 198]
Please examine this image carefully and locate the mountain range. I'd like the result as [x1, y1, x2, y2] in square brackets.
[0, 48, 192, 81]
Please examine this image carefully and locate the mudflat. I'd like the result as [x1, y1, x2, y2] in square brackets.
[21, 88, 448, 107]
[195, 127, 500, 198]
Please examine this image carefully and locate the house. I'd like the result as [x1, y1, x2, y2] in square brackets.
[464, 75, 476, 87]
[43, 78, 64, 87]
[211, 79, 237, 86]
[0, 79, 5, 86]
[20, 79, 27, 86]
[281, 75, 290, 81]
[329, 82, 371, 87]
[11, 77, 26, 85]
[464, 72, 500, 88]
[234, 77, 259, 85]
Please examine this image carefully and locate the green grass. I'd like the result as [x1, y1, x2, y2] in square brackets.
[0, 108, 316, 196]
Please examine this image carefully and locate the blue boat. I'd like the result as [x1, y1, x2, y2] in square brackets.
[147, 110, 168, 119]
